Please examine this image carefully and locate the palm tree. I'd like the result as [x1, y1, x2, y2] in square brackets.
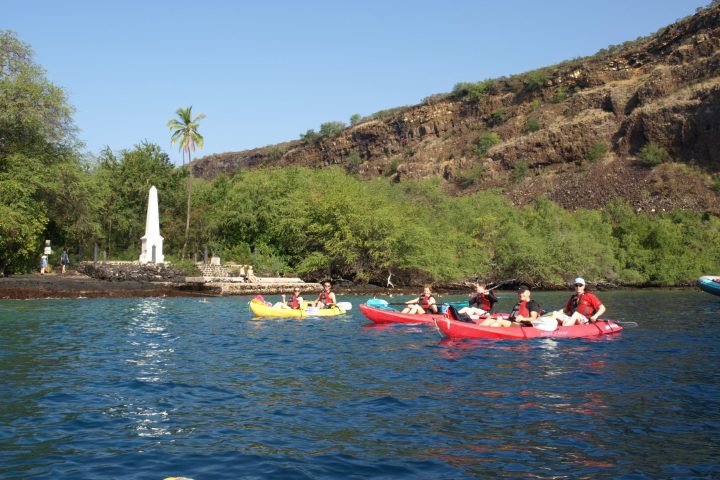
[168, 106, 205, 259]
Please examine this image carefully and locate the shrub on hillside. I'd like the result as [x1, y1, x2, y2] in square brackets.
[319, 121, 346, 138]
[512, 159, 529, 182]
[300, 129, 319, 143]
[349, 114, 362, 126]
[491, 108, 509, 125]
[474, 132, 500, 158]
[267, 145, 288, 161]
[347, 150, 363, 166]
[638, 141, 671, 165]
[385, 159, 400, 176]
[585, 141, 608, 162]
[523, 70, 548, 93]
[525, 117, 540, 132]
[455, 164, 486, 189]
[552, 86, 568, 103]
[452, 80, 497, 102]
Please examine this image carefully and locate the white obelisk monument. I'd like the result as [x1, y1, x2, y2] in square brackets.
[139, 185, 164, 264]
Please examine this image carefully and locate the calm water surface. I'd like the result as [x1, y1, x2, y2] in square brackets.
[1, 290, 719, 479]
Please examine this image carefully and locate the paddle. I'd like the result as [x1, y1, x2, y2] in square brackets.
[485, 278, 516, 291]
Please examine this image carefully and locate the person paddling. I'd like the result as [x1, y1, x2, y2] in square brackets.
[556, 277, 606, 325]
[481, 285, 540, 327]
[314, 281, 337, 308]
[459, 282, 497, 318]
[273, 287, 304, 310]
[402, 286, 438, 314]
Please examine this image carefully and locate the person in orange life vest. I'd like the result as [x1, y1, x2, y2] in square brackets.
[459, 282, 497, 318]
[556, 277, 606, 326]
[272, 287, 304, 310]
[481, 285, 540, 327]
[314, 281, 337, 308]
[402, 286, 438, 314]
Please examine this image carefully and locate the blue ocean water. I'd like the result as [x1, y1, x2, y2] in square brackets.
[1, 290, 719, 479]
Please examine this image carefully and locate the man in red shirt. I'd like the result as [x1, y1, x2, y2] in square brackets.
[558, 277, 606, 326]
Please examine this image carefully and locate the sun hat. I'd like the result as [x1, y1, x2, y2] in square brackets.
[574, 277, 586, 286]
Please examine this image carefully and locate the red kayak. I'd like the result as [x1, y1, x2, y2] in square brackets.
[359, 303, 504, 325]
[359, 303, 445, 324]
[434, 316, 623, 340]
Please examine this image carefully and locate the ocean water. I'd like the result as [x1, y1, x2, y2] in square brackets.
[1, 290, 718, 479]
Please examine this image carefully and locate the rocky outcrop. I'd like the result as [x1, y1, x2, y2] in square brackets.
[191, 5, 720, 212]
[78, 262, 186, 282]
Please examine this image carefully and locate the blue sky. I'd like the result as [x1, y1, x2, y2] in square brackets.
[3, 0, 710, 165]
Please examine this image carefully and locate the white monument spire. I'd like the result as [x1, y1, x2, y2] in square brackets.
[139, 185, 164, 264]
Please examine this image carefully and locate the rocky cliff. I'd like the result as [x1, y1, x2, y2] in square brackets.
[192, 5, 720, 213]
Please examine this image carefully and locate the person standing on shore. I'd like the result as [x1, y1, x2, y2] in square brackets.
[40, 255, 47, 275]
[60, 247, 69, 274]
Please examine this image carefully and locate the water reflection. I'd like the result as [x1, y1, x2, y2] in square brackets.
[121, 298, 176, 438]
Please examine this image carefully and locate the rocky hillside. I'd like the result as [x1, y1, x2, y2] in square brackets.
[192, 5, 720, 214]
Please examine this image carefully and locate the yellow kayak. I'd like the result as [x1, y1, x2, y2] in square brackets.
[248, 298, 346, 318]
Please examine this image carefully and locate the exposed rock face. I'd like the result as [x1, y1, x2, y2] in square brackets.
[192, 6, 720, 213]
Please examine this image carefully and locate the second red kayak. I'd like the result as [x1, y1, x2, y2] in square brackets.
[434, 315, 623, 340]
[359, 303, 504, 325]
[359, 303, 445, 324]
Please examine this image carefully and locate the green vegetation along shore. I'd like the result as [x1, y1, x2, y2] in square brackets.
[1, 30, 719, 287]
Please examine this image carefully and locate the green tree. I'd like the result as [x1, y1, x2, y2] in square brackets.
[0, 31, 86, 273]
[168, 106, 205, 258]
[94, 142, 185, 258]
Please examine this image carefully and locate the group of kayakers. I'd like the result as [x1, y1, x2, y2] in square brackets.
[270, 276, 606, 328]
[272, 280, 337, 310]
[400, 277, 606, 328]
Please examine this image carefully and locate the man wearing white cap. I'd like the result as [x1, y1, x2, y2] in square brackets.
[557, 277, 606, 326]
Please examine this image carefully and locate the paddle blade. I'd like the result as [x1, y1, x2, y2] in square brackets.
[336, 301, 352, 311]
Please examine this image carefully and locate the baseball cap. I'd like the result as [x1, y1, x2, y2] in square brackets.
[517, 285, 530, 293]
[574, 277, 586, 286]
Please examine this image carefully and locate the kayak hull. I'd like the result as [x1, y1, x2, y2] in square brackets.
[434, 316, 623, 340]
[359, 304, 445, 324]
[697, 275, 720, 297]
[359, 303, 503, 324]
[249, 299, 346, 318]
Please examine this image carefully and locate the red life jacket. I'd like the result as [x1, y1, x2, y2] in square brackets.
[290, 294, 300, 309]
[471, 293, 495, 312]
[419, 293, 431, 309]
[570, 293, 599, 317]
[322, 291, 333, 305]
[509, 300, 530, 321]
[518, 300, 530, 317]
